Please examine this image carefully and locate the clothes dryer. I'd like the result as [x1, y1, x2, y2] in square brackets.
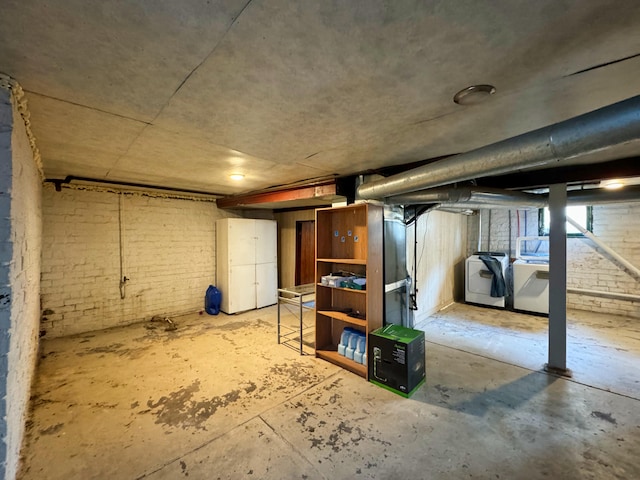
[465, 252, 508, 308]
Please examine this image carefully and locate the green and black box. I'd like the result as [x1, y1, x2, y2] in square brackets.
[368, 325, 426, 398]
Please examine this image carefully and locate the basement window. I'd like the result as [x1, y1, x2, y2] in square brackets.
[538, 205, 593, 237]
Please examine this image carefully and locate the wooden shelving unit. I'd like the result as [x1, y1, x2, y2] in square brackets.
[314, 203, 383, 379]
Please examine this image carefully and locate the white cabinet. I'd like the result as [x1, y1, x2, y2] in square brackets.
[216, 218, 278, 314]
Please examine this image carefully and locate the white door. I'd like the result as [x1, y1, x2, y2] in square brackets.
[226, 264, 257, 313]
[255, 220, 277, 264]
[228, 219, 256, 266]
[256, 262, 277, 308]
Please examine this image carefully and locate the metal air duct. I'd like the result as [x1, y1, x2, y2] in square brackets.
[385, 187, 546, 208]
[567, 185, 640, 205]
[385, 185, 640, 210]
[358, 95, 640, 200]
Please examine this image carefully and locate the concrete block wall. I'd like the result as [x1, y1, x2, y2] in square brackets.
[467, 205, 640, 319]
[0, 89, 42, 480]
[41, 186, 242, 338]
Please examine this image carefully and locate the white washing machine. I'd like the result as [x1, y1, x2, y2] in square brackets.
[513, 261, 549, 314]
[513, 236, 550, 315]
[465, 253, 509, 308]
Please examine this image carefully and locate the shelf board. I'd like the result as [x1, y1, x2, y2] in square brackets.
[316, 258, 367, 265]
[317, 310, 367, 327]
[316, 284, 366, 294]
[316, 347, 367, 378]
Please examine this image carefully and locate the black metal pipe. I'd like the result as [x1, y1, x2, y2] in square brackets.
[45, 175, 225, 197]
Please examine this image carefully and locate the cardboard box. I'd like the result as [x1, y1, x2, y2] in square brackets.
[368, 325, 425, 398]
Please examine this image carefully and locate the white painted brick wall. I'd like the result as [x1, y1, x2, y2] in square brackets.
[41, 187, 243, 338]
[0, 83, 12, 480]
[467, 208, 539, 257]
[468, 205, 640, 319]
[0, 89, 42, 480]
[566, 204, 640, 318]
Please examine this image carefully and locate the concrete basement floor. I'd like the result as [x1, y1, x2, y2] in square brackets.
[19, 304, 640, 480]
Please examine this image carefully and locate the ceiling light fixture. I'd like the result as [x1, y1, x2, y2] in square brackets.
[229, 174, 245, 181]
[453, 84, 496, 105]
[601, 179, 624, 190]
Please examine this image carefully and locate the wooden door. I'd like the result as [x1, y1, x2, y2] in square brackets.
[295, 220, 315, 285]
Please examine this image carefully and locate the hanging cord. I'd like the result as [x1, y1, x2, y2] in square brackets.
[405, 206, 430, 311]
[118, 193, 128, 299]
[508, 210, 512, 259]
[487, 209, 492, 251]
[411, 211, 431, 311]
[411, 220, 418, 310]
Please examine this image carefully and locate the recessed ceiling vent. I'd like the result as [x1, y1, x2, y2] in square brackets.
[453, 84, 496, 105]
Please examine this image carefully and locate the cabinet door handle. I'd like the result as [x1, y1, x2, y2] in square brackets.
[535, 271, 549, 280]
[479, 270, 493, 279]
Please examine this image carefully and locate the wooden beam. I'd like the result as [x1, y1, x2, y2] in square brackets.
[216, 182, 337, 208]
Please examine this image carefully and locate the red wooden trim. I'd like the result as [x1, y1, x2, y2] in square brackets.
[216, 182, 336, 208]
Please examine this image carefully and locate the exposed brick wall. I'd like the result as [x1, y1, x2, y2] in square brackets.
[467, 208, 539, 258]
[40, 186, 243, 338]
[0, 90, 42, 480]
[566, 204, 640, 317]
[467, 205, 640, 319]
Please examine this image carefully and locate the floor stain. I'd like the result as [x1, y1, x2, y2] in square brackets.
[146, 380, 254, 430]
[39, 423, 64, 435]
[337, 421, 352, 434]
[591, 411, 618, 425]
[30, 395, 55, 408]
[309, 437, 323, 449]
[76, 342, 150, 359]
[220, 333, 237, 346]
[269, 362, 319, 385]
[80, 343, 124, 354]
[433, 384, 451, 399]
[323, 378, 343, 391]
[296, 410, 315, 427]
[214, 318, 270, 332]
[301, 412, 392, 454]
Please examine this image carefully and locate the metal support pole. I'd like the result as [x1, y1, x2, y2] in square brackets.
[545, 184, 572, 376]
[299, 295, 303, 355]
[277, 300, 281, 344]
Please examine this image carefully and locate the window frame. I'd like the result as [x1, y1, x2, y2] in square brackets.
[538, 205, 593, 237]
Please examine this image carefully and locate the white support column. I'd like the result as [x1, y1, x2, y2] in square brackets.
[545, 183, 572, 376]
